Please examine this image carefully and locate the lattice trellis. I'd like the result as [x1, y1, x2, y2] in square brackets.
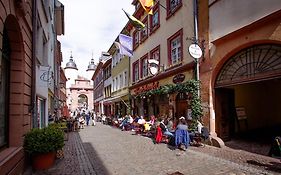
[215, 44, 281, 87]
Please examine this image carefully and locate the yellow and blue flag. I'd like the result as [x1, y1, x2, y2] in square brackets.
[123, 9, 145, 30]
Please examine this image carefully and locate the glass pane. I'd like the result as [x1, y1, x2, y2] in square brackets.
[152, 12, 159, 27]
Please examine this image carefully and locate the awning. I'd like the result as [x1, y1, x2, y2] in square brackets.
[103, 95, 123, 103]
[103, 94, 129, 107]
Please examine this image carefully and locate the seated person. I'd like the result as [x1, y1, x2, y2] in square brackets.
[166, 118, 174, 132]
[175, 117, 190, 149]
[143, 122, 151, 132]
[135, 116, 146, 133]
[160, 119, 174, 137]
[147, 115, 156, 125]
[177, 116, 188, 130]
[137, 116, 146, 125]
[120, 116, 129, 130]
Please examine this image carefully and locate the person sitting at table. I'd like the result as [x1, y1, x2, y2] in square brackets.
[175, 117, 190, 150]
[167, 117, 174, 132]
[147, 115, 156, 125]
[135, 115, 146, 133]
[177, 116, 188, 130]
[160, 118, 174, 137]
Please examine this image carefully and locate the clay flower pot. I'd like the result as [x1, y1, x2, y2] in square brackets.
[32, 152, 56, 170]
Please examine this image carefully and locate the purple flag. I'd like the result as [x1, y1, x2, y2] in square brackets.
[118, 34, 133, 57]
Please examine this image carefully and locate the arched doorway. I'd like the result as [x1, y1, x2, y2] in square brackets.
[0, 27, 11, 148]
[215, 44, 281, 155]
[1, 15, 25, 147]
[78, 94, 88, 111]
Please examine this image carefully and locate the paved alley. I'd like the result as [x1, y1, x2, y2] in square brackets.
[25, 123, 281, 175]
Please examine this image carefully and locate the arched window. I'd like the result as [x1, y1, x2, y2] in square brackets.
[216, 44, 281, 87]
[0, 28, 11, 148]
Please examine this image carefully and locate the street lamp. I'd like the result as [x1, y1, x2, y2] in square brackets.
[187, 0, 203, 97]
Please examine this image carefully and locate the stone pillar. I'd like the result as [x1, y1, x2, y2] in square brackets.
[209, 82, 217, 137]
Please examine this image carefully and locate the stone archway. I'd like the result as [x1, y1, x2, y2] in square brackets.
[214, 43, 281, 142]
[78, 94, 88, 109]
[3, 15, 25, 147]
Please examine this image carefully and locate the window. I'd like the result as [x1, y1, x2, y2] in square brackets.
[168, 29, 183, 65]
[133, 61, 139, 82]
[124, 71, 128, 87]
[150, 45, 160, 61]
[116, 77, 118, 90]
[112, 79, 115, 92]
[141, 17, 148, 42]
[0, 28, 10, 147]
[166, 0, 182, 18]
[140, 54, 148, 78]
[150, 45, 160, 72]
[150, 2, 160, 33]
[133, 30, 139, 50]
[119, 74, 123, 89]
[37, 97, 46, 128]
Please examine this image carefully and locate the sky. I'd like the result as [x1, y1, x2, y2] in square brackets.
[58, 0, 135, 78]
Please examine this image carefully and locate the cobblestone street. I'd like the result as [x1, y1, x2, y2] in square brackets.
[25, 123, 281, 175]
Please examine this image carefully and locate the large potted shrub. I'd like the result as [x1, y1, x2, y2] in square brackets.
[24, 124, 64, 170]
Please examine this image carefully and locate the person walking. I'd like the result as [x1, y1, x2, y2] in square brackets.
[86, 112, 91, 126]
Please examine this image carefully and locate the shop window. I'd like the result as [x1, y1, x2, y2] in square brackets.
[168, 29, 183, 66]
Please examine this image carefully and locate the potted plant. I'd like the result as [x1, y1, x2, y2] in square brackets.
[24, 123, 64, 170]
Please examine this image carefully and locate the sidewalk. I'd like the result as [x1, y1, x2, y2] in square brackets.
[24, 123, 281, 175]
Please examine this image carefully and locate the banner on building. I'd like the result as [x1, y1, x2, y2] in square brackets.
[118, 34, 133, 57]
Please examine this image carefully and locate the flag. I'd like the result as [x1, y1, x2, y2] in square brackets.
[122, 9, 145, 30]
[138, 0, 154, 15]
[118, 34, 133, 57]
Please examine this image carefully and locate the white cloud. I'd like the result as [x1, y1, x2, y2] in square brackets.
[58, 0, 135, 78]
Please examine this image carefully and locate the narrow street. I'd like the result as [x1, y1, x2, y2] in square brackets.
[25, 123, 281, 175]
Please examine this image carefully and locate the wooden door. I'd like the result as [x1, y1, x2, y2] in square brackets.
[176, 93, 188, 118]
[215, 88, 236, 141]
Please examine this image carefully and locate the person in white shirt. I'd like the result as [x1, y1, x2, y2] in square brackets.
[137, 116, 146, 125]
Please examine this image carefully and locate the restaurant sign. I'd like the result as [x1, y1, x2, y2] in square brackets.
[134, 82, 159, 95]
[173, 74, 185, 84]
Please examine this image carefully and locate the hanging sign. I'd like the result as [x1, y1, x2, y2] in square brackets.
[173, 74, 185, 84]
[188, 44, 203, 59]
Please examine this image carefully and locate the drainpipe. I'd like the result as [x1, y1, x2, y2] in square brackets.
[193, 0, 200, 97]
[30, 0, 37, 128]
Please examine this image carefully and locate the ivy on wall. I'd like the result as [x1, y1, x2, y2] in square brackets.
[135, 79, 203, 121]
